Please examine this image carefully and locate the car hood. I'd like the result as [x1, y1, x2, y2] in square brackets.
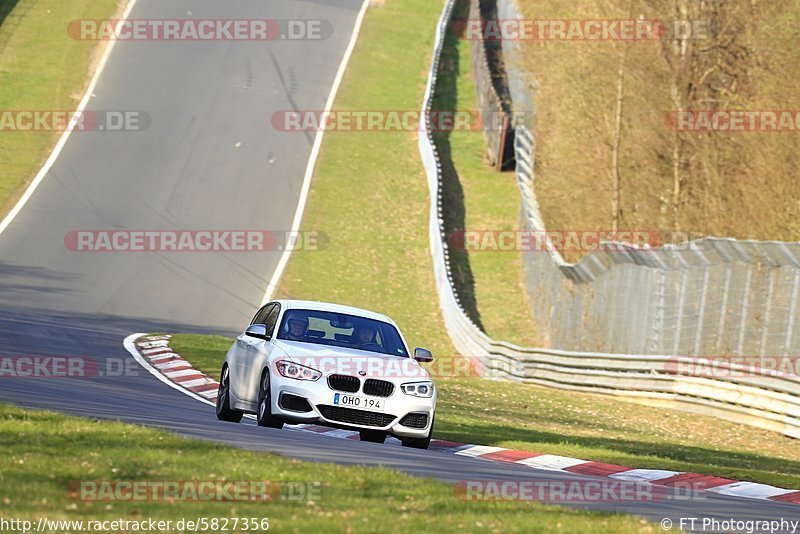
[273, 340, 430, 382]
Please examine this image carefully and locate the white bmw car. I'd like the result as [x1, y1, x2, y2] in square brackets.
[216, 300, 437, 449]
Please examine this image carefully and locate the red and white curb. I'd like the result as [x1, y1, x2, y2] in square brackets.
[124, 333, 800, 505]
[131, 335, 220, 401]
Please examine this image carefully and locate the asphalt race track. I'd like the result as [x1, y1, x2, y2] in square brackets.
[0, 1, 799, 531]
[0, 0, 362, 331]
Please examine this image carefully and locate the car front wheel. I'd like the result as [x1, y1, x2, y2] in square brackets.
[401, 416, 433, 449]
[216, 365, 243, 423]
[256, 371, 284, 429]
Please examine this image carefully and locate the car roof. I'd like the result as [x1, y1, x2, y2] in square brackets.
[272, 299, 395, 325]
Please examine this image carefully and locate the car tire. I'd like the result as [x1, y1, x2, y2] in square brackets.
[256, 371, 284, 429]
[216, 365, 243, 423]
[401, 416, 434, 450]
[359, 430, 387, 443]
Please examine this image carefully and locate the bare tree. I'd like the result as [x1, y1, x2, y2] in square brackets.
[610, 0, 635, 232]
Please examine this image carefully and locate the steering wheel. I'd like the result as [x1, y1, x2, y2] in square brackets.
[359, 342, 383, 352]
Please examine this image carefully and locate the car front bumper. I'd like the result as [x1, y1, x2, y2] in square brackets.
[270, 375, 436, 438]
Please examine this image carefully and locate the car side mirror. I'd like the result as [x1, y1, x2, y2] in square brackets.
[245, 324, 269, 341]
[414, 347, 433, 363]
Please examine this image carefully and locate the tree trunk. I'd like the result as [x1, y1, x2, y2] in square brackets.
[610, 0, 634, 232]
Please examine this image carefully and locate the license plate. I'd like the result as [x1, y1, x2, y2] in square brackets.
[333, 393, 385, 412]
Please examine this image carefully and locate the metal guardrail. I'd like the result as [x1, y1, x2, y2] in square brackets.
[419, 0, 800, 440]
[466, 0, 512, 170]
[494, 0, 800, 358]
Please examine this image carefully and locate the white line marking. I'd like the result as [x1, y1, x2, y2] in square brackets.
[455, 445, 508, 458]
[0, 0, 140, 237]
[515, 454, 589, 471]
[154, 360, 190, 370]
[141, 347, 171, 355]
[138, 340, 169, 349]
[164, 369, 202, 379]
[149, 353, 178, 362]
[609, 469, 683, 483]
[706, 481, 796, 500]
[260, 0, 372, 304]
[124, 333, 215, 407]
[179, 378, 211, 388]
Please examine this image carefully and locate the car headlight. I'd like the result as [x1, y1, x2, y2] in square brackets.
[400, 381, 434, 398]
[276, 360, 322, 381]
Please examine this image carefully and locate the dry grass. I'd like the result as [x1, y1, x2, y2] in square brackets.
[514, 0, 800, 262]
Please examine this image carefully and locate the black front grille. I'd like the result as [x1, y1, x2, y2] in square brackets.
[279, 393, 312, 413]
[317, 405, 396, 428]
[399, 413, 429, 429]
[363, 379, 394, 397]
[327, 374, 360, 393]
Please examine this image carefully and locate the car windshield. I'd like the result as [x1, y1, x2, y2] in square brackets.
[276, 309, 409, 357]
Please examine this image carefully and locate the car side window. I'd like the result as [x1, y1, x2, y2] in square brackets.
[251, 304, 274, 325]
[264, 305, 280, 337]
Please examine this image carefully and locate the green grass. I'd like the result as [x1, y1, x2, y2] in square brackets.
[0, 0, 118, 215]
[230, 0, 800, 493]
[432, 0, 537, 345]
[172, 334, 800, 490]
[0, 403, 652, 533]
[272, 0, 454, 359]
[169, 334, 231, 380]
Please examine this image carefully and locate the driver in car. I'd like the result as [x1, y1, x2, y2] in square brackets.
[285, 315, 309, 341]
[356, 325, 379, 349]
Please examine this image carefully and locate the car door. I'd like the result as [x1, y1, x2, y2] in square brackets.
[231, 304, 273, 401]
[240, 303, 282, 403]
